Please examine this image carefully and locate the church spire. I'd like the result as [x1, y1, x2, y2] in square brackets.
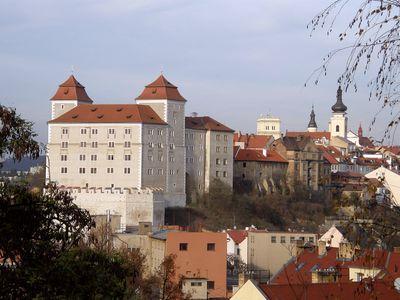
[307, 105, 317, 132]
[331, 86, 347, 113]
[358, 123, 363, 137]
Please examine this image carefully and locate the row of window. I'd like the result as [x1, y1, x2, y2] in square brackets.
[216, 158, 228, 166]
[270, 236, 315, 244]
[61, 154, 133, 161]
[63, 128, 133, 136]
[60, 141, 132, 149]
[190, 281, 215, 290]
[60, 167, 173, 175]
[179, 242, 215, 251]
[215, 171, 228, 178]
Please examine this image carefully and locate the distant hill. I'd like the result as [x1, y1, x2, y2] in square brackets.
[0, 156, 45, 172]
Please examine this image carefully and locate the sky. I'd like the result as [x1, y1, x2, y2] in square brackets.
[0, 0, 394, 144]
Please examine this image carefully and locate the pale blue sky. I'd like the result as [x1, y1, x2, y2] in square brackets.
[0, 0, 392, 143]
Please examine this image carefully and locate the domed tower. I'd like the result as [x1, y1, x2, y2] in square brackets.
[50, 75, 92, 120]
[328, 86, 348, 139]
[307, 105, 318, 132]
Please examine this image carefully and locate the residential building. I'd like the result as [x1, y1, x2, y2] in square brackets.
[227, 229, 248, 264]
[272, 136, 324, 191]
[247, 230, 317, 276]
[185, 115, 234, 196]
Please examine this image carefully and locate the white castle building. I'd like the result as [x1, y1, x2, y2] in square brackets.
[47, 74, 233, 229]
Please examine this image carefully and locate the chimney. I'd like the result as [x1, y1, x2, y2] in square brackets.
[138, 222, 152, 235]
[191, 112, 198, 117]
[318, 240, 327, 256]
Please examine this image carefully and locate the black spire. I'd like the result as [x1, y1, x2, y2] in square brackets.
[331, 86, 347, 113]
[308, 105, 317, 128]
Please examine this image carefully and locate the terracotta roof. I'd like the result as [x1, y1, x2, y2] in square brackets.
[234, 148, 287, 163]
[227, 230, 248, 244]
[50, 75, 93, 102]
[359, 136, 374, 147]
[317, 145, 339, 164]
[48, 104, 167, 125]
[136, 74, 186, 101]
[185, 116, 233, 132]
[286, 131, 331, 140]
[233, 133, 273, 149]
[260, 281, 399, 300]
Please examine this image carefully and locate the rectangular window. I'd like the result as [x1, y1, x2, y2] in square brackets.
[216, 171, 220, 177]
[290, 236, 295, 243]
[169, 144, 175, 150]
[309, 237, 314, 243]
[124, 141, 131, 148]
[216, 158, 221, 165]
[107, 154, 114, 161]
[61, 167, 67, 173]
[92, 142, 98, 148]
[223, 158, 228, 165]
[148, 142, 154, 148]
[80, 128, 87, 134]
[216, 146, 220, 153]
[157, 143, 163, 148]
[169, 157, 175, 162]
[107, 168, 114, 174]
[124, 168, 130, 174]
[169, 169, 174, 175]
[79, 168, 85, 174]
[125, 128, 131, 135]
[62, 128, 68, 135]
[207, 281, 215, 290]
[271, 236, 277, 243]
[79, 154, 86, 161]
[191, 282, 202, 287]
[223, 171, 227, 178]
[108, 128, 115, 135]
[91, 128, 98, 135]
[281, 236, 286, 244]
[157, 129, 163, 135]
[61, 142, 68, 148]
[158, 154, 164, 162]
[224, 135, 228, 141]
[90, 168, 97, 174]
[148, 129, 154, 135]
[179, 243, 188, 251]
[224, 146, 228, 153]
[207, 243, 215, 251]
[108, 142, 114, 148]
[147, 168, 153, 175]
[124, 155, 131, 161]
[148, 155, 153, 162]
[80, 142, 86, 148]
[60, 155, 67, 161]
[216, 134, 221, 141]
[91, 155, 97, 161]
[158, 169, 163, 175]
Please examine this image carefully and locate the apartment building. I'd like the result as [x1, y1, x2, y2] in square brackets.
[247, 230, 317, 276]
[115, 229, 227, 299]
[185, 116, 234, 196]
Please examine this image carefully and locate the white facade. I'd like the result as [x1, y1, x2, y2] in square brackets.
[256, 116, 281, 140]
[318, 225, 344, 248]
[329, 112, 348, 139]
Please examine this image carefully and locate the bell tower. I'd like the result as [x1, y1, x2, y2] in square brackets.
[307, 105, 317, 132]
[329, 86, 348, 139]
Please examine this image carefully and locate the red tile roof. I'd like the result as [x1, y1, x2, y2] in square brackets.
[51, 75, 93, 102]
[48, 104, 167, 125]
[260, 281, 399, 300]
[136, 74, 186, 101]
[227, 230, 248, 244]
[286, 131, 331, 140]
[185, 116, 234, 132]
[234, 148, 287, 163]
[317, 145, 339, 164]
[233, 133, 273, 149]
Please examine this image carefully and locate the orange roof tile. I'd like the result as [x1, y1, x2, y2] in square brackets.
[48, 104, 167, 125]
[185, 116, 233, 132]
[234, 148, 287, 163]
[317, 145, 339, 164]
[136, 74, 186, 101]
[233, 133, 273, 149]
[286, 131, 331, 140]
[50, 75, 92, 102]
[227, 230, 248, 244]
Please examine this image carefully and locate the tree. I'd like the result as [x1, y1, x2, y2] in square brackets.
[309, 1, 400, 142]
[0, 182, 94, 297]
[0, 105, 40, 163]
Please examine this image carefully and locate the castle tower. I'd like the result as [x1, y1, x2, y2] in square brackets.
[257, 115, 281, 139]
[136, 74, 186, 207]
[328, 86, 348, 139]
[307, 105, 318, 132]
[50, 75, 92, 120]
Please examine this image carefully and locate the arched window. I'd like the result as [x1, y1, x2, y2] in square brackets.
[336, 125, 340, 132]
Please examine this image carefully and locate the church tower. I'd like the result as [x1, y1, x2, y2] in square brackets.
[136, 74, 186, 207]
[50, 75, 92, 120]
[329, 86, 348, 139]
[307, 105, 317, 132]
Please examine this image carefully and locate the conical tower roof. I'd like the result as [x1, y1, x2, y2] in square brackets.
[50, 75, 92, 102]
[308, 105, 317, 128]
[331, 86, 347, 113]
[136, 74, 186, 101]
